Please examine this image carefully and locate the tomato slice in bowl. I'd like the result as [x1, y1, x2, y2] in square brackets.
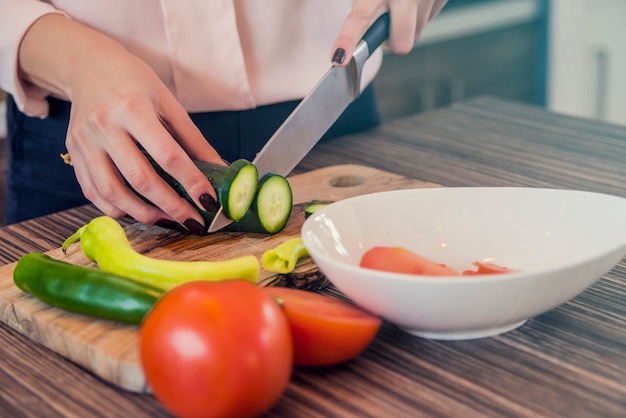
[263, 287, 382, 367]
[360, 246, 460, 276]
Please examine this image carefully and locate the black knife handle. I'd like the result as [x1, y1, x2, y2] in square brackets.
[362, 13, 390, 56]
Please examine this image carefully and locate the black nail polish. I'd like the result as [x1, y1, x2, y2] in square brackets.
[183, 218, 206, 235]
[155, 219, 181, 230]
[199, 193, 218, 212]
[332, 48, 346, 64]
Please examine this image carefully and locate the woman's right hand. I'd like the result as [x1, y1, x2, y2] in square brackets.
[19, 14, 222, 234]
[330, 0, 448, 65]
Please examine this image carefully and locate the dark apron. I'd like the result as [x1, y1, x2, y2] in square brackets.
[4, 85, 379, 224]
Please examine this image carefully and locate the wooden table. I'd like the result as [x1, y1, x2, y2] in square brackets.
[1, 96, 625, 417]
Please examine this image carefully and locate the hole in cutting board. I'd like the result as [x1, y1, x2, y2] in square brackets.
[329, 175, 366, 188]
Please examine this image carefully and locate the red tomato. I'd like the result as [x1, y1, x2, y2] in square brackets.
[464, 261, 514, 275]
[139, 280, 293, 418]
[360, 246, 459, 276]
[262, 287, 382, 367]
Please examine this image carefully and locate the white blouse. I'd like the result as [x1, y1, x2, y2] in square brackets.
[0, 0, 382, 118]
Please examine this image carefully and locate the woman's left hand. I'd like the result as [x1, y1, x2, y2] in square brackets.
[331, 0, 448, 65]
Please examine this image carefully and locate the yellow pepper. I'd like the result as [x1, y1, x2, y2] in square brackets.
[61, 216, 260, 290]
[261, 237, 309, 274]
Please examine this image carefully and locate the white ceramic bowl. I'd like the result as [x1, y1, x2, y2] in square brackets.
[301, 187, 626, 340]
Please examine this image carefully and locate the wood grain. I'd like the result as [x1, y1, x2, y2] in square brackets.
[0, 97, 625, 417]
[0, 164, 437, 393]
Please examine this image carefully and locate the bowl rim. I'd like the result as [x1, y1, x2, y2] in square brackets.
[301, 186, 626, 284]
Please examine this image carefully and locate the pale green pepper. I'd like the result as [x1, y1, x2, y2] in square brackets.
[262, 237, 309, 274]
[61, 216, 260, 291]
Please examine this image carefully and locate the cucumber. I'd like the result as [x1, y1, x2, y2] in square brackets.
[143, 153, 292, 234]
[304, 201, 331, 218]
[226, 173, 293, 234]
[194, 159, 258, 220]
[145, 153, 258, 222]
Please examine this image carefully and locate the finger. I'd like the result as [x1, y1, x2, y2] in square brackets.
[68, 135, 173, 224]
[388, 0, 419, 54]
[69, 108, 207, 232]
[157, 97, 225, 165]
[68, 130, 185, 226]
[429, 0, 448, 21]
[122, 101, 220, 215]
[413, 0, 436, 42]
[68, 144, 128, 219]
[103, 129, 209, 231]
[330, 2, 386, 66]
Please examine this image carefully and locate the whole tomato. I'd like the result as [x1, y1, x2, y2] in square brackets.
[139, 280, 293, 418]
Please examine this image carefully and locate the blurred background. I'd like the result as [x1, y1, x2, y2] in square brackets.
[373, 0, 626, 126]
[0, 0, 624, 221]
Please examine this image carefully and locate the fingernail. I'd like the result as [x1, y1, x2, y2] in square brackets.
[332, 48, 346, 64]
[155, 219, 180, 230]
[183, 218, 206, 235]
[199, 193, 218, 212]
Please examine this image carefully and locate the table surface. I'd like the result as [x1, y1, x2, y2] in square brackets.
[1, 96, 625, 418]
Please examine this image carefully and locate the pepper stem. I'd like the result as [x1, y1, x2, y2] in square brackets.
[61, 225, 87, 254]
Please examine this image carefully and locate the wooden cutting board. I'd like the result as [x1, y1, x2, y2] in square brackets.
[0, 165, 439, 393]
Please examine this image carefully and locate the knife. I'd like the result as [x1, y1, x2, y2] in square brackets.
[208, 13, 390, 233]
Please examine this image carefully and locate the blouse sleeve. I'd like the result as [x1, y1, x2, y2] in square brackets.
[0, 0, 66, 118]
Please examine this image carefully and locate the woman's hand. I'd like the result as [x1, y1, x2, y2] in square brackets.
[331, 0, 448, 65]
[19, 14, 222, 234]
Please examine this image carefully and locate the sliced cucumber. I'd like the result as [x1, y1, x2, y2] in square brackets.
[144, 152, 292, 234]
[226, 173, 293, 234]
[304, 201, 331, 218]
[196, 159, 258, 221]
[145, 153, 258, 222]
[254, 174, 293, 232]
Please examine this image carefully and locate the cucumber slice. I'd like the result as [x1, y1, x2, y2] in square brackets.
[227, 173, 293, 234]
[304, 201, 331, 218]
[254, 174, 293, 233]
[198, 159, 258, 221]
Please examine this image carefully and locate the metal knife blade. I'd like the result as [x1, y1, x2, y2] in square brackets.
[208, 13, 390, 233]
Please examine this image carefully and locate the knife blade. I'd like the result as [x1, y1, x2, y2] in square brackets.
[208, 13, 390, 233]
